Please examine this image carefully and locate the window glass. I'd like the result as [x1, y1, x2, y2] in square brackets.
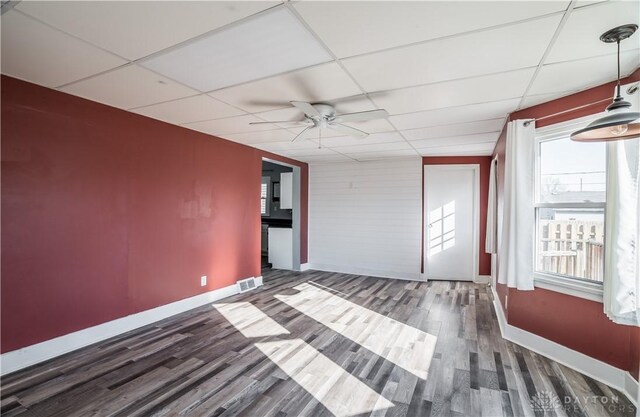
[535, 136, 606, 283]
[539, 139, 606, 203]
[261, 180, 269, 216]
[536, 207, 604, 282]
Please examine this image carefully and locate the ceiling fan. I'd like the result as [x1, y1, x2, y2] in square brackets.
[249, 101, 389, 142]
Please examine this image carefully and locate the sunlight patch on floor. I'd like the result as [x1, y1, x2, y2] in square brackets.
[275, 282, 437, 379]
[255, 338, 394, 417]
[214, 301, 394, 416]
[213, 302, 290, 338]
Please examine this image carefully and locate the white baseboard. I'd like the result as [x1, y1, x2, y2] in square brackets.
[625, 372, 640, 407]
[490, 285, 638, 406]
[307, 263, 424, 281]
[299, 263, 310, 272]
[474, 275, 491, 284]
[1, 276, 262, 376]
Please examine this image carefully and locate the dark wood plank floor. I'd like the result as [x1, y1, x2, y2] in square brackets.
[1, 269, 636, 417]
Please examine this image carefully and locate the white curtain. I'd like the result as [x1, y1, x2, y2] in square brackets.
[498, 120, 535, 290]
[485, 158, 498, 254]
[604, 138, 640, 326]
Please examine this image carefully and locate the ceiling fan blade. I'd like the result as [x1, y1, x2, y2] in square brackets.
[333, 109, 389, 124]
[327, 123, 369, 139]
[249, 120, 308, 126]
[290, 101, 321, 118]
[291, 126, 315, 143]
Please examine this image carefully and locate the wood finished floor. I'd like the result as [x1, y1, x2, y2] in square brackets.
[1, 269, 636, 417]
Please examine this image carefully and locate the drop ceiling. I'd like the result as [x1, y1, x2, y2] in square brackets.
[2, 0, 639, 163]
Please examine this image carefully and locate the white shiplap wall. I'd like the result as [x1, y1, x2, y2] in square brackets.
[308, 158, 423, 280]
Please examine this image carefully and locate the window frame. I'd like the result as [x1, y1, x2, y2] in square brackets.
[533, 114, 607, 302]
[261, 176, 271, 217]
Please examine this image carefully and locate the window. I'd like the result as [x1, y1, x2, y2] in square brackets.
[261, 176, 270, 216]
[535, 124, 606, 288]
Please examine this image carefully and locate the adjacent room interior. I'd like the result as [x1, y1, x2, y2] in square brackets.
[1, 1, 639, 416]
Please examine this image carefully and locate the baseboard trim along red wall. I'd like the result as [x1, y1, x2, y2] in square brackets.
[492, 68, 640, 381]
[0, 75, 308, 354]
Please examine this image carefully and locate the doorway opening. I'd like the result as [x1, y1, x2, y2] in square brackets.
[261, 158, 301, 273]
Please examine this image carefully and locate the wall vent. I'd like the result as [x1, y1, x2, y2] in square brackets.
[237, 277, 257, 293]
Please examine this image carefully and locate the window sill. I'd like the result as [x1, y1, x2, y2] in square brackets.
[533, 273, 603, 303]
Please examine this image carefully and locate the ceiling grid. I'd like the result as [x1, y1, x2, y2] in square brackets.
[2, 0, 637, 163]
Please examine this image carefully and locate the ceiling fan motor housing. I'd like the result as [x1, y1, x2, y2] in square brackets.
[305, 103, 336, 127]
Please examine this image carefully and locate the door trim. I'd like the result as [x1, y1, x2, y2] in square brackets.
[423, 164, 480, 281]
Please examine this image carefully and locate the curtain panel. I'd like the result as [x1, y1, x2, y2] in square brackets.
[497, 120, 535, 290]
[604, 138, 640, 326]
[485, 158, 498, 254]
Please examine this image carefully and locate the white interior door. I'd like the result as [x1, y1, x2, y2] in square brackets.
[424, 165, 479, 281]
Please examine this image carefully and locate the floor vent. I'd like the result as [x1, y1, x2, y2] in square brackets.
[237, 277, 257, 293]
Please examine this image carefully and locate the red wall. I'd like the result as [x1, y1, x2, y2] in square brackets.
[492, 68, 640, 379]
[631, 327, 640, 381]
[422, 156, 492, 277]
[0, 76, 308, 353]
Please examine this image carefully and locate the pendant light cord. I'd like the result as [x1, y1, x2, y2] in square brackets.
[616, 39, 621, 98]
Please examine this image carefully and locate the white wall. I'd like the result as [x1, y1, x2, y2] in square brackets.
[308, 158, 423, 280]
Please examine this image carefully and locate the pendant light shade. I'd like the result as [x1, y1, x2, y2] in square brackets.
[570, 24, 640, 142]
[571, 104, 640, 142]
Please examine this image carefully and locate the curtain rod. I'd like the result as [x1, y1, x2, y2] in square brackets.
[518, 97, 613, 127]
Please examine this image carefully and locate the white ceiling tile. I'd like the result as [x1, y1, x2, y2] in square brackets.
[141, 8, 331, 92]
[223, 129, 298, 144]
[574, 0, 608, 8]
[15, 1, 278, 60]
[547, 1, 640, 64]
[343, 15, 561, 92]
[518, 91, 575, 109]
[402, 119, 504, 141]
[290, 126, 342, 139]
[327, 141, 413, 154]
[346, 149, 420, 161]
[330, 95, 382, 114]
[255, 107, 306, 124]
[419, 142, 497, 156]
[294, 1, 569, 58]
[371, 69, 535, 115]
[389, 99, 520, 130]
[342, 119, 396, 135]
[287, 127, 368, 143]
[253, 140, 322, 152]
[529, 49, 639, 95]
[1, 11, 126, 88]
[60, 65, 198, 109]
[132, 95, 245, 124]
[183, 114, 278, 136]
[278, 147, 338, 157]
[422, 150, 494, 157]
[316, 132, 405, 148]
[411, 132, 500, 149]
[286, 153, 353, 163]
[209, 63, 362, 113]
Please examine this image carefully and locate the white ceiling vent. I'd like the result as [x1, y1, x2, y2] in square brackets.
[237, 277, 257, 293]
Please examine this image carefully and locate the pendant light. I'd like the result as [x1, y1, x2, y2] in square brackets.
[570, 24, 640, 142]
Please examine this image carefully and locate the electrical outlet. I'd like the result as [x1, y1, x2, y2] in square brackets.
[200, 276, 207, 287]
